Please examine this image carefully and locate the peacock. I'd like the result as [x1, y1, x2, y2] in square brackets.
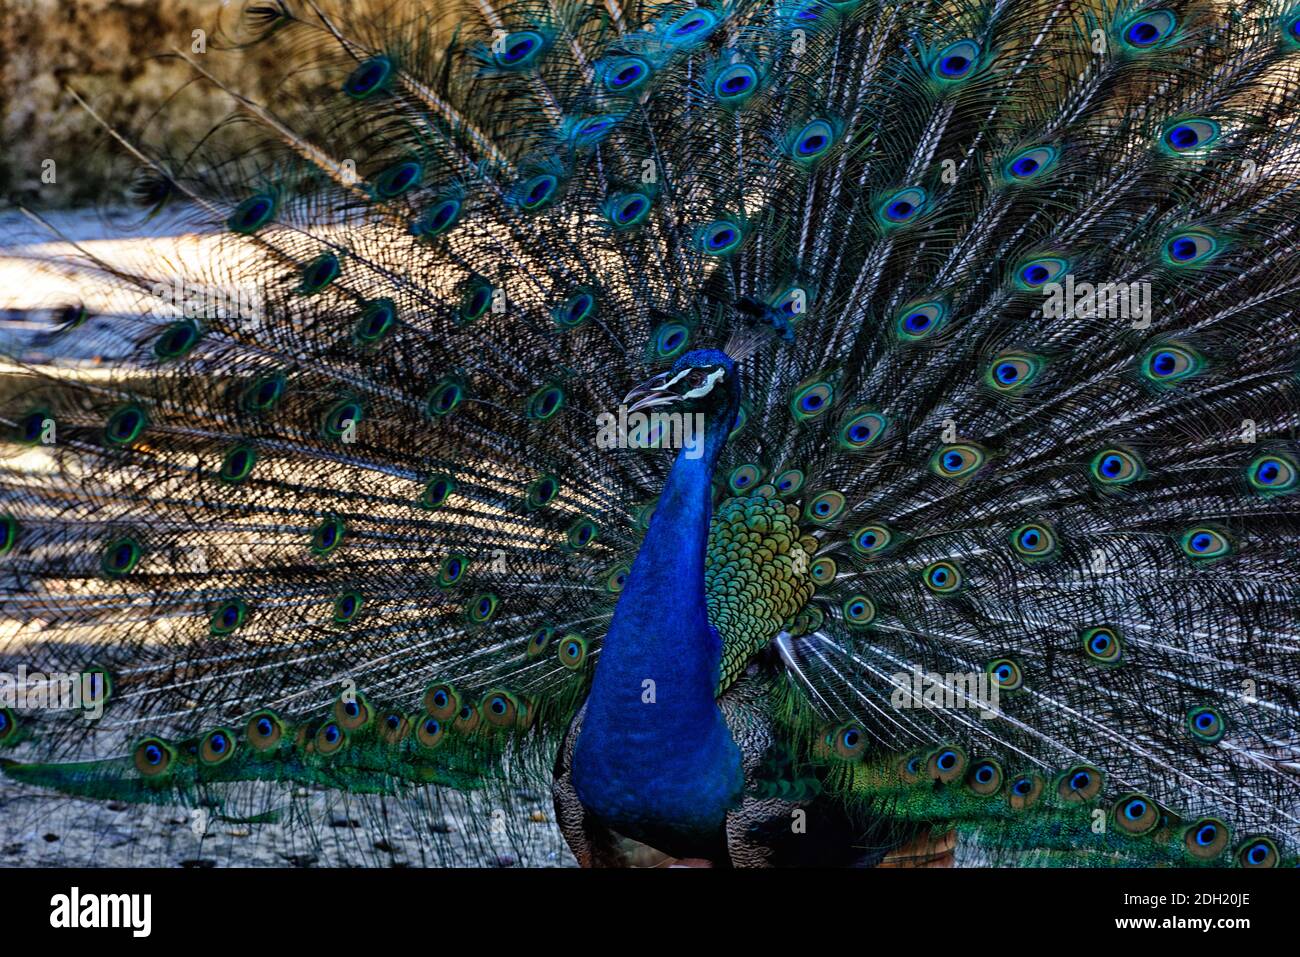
[1, 0, 1299, 869]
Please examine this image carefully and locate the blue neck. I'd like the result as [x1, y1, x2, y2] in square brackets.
[571, 405, 744, 843]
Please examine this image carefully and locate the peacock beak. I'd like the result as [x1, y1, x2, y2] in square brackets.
[623, 369, 684, 413]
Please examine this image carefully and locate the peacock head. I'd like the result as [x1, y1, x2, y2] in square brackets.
[622, 349, 739, 423]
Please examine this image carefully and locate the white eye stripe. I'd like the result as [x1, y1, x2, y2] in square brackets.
[659, 369, 694, 389]
[681, 368, 725, 399]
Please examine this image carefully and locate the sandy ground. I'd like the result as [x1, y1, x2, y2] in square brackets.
[0, 780, 576, 868]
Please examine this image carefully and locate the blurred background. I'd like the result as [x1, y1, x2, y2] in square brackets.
[3, 0, 314, 207]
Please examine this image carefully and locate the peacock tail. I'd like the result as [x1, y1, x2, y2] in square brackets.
[1, 0, 1299, 867]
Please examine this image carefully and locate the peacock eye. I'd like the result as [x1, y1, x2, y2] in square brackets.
[370, 161, 423, 201]
[728, 463, 763, 493]
[1008, 773, 1044, 809]
[986, 353, 1045, 394]
[1183, 818, 1230, 859]
[517, 173, 559, 211]
[0, 515, 16, 557]
[986, 657, 1023, 690]
[1141, 342, 1203, 384]
[412, 198, 462, 239]
[200, 728, 236, 765]
[931, 443, 985, 479]
[714, 63, 759, 103]
[458, 281, 493, 325]
[810, 556, 837, 584]
[354, 299, 397, 345]
[311, 517, 346, 556]
[790, 381, 834, 421]
[344, 55, 393, 99]
[425, 379, 464, 417]
[1237, 838, 1278, 868]
[1162, 118, 1220, 153]
[247, 711, 284, 750]
[494, 31, 546, 68]
[219, 445, 257, 483]
[209, 599, 248, 636]
[481, 690, 522, 728]
[666, 9, 718, 43]
[228, 193, 277, 234]
[1010, 521, 1057, 560]
[1090, 447, 1145, 486]
[105, 405, 149, 446]
[895, 301, 947, 341]
[769, 285, 810, 320]
[852, 524, 893, 556]
[695, 219, 745, 256]
[924, 560, 963, 594]
[437, 554, 469, 588]
[1081, 626, 1123, 665]
[154, 320, 201, 361]
[1180, 527, 1230, 559]
[1058, 765, 1103, 802]
[831, 723, 867, 759]
[927, 746, 965, 782]
[1004, 146, 1058, 182]
[409, 713, 442, 749]
[420, 474, 456, 509]
[838, 409, 889, 450]
[1186, 706, 1225, 743]
[133, 737, 175, 776]
[316, 722, 345, 753]
[322, 399, 364, 439]
[1103, 793, 1158, 835]
[1247, 454, 1297, 493]
[773, 468, 804, 496]
[1164, 231, 1218, 266]
[101, 537, 143, 577]
[878, 187, 927, 225]
[1122, 10, 1176, 49]
[967, 759, 1003, 796]
[605, 563, 630, 593]
[465, 592, 499, 623]
[605, 192, 653, 230]
[932, 40, 980, 80]
[1016, 256, 1068, 289]
[573, 116, 617, 149]
[603, 56, 651, 93]
[842, 595, 876, 626]
[789, 119, 837, 162]
[525, 626, 554, 658]
[15, 409, 48, 445]
[803, 490, 846, 524]
[558, 634, 588, 669]
[244, 373, 286, 412]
